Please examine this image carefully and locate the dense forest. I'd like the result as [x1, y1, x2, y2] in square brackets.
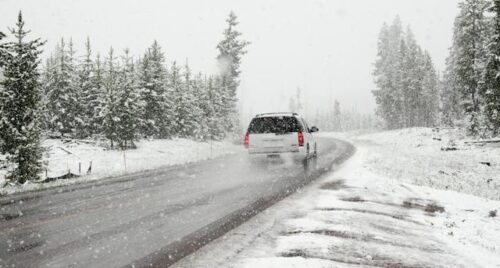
[0, 11, 248, 183]
[40, 11, 249, 147]
[442, 0, 500, 137]
[372, 17, 440, 130]
[373, 0, 500, 138]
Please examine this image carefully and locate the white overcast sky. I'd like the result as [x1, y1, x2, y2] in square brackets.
[0, 0, 460, 122]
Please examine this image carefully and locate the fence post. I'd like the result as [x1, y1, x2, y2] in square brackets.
[210, 136, 213, 159]
[87, 161, 92, 174]
[123, 149, 127, 172]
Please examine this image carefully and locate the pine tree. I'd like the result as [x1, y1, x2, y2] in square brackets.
[482, 0, 500, 136]
[0, 31, 6, 67]
[138, 41, 171, 138]
[373, 18, 405, 129]
[89, 53, 105, 136]
[115, 49, 142, 148]
[169, 61, 186, 136]
[295, 88, 303, 113]
[190, 73, 209, 140]
[288, 97, 297, 113]
[216, 11, 249, 136]
[422, 51, 440, 127]
[39, 54, 55, 132]
[78, 37, 102, 138]
[402, 27, 425, 127]
[450, 0, 491, 135]
[0, 31, 4, 151]
[66, 38, 85, 138]
[179, 62, 199, 137]
[333, 99, 341, 131]
[203, 76, 216, 140]
[45, 38, 81, 136]
[206, 76, 225, 139]
[210, 76, 228, 139]
[0, 12, 45, 183]
[102, 47, 119, 148]
[441, 56, 463, 126]
[373, 17, 441, 129]
[43, 42, 62, 134]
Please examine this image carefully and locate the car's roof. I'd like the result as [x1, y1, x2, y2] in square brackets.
[254, 112, 300, 118]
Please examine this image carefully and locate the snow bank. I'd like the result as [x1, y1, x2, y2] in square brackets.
[354, 127, 500, 200]
[0, 138, 242, 195]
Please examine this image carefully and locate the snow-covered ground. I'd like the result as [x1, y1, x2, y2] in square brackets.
[0, 138, 242, 196]
[174, 128, 500, 268]
[355, 127, 500, 200]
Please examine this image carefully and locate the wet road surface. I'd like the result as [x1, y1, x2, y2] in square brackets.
[0, 137, 354, 267]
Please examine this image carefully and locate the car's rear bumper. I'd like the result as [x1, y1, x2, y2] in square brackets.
[248, 146, 303, 155]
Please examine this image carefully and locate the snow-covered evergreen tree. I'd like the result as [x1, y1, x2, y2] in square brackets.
[189, 72, 207, 140]
[450, 0, 491, 135]
[138, 41, 172, 138]
[373, 17, 440, 129]
[169, 61, 186, 136]
[0, 12, 45, 183]
[39, 55, 55, 132]
[288, 88, 303, 114]
[78, 37, 103, 138]
[0, 31, 4, 151]
[89, 53, 105, 136]
[45, 38, 82, 136]
[372, 18, 405, 129]
[216, 11, 249, 136]
[421, 51, 440, 127]
[67, 38, 85, 138]
[114, 49, 143, 148]
[177, 62, 199, 137]
[0, 31, 6, 67]
[402, 27, 425, 127]
[333, 99, 341, 131]
[441, 56, 463, 126]
[482, 0, 500, 136]
[102, 47, 120, 148]
[206, 75, 225, 139]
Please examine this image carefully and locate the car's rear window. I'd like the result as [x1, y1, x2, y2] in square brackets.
[247, 116, 302, 134]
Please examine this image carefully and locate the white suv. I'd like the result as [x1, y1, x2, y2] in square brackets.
[244, 113, 318, 159]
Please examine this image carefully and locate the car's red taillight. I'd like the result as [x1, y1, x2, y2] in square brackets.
[298, 130, 304, 147]
[244, 132, 249, 148]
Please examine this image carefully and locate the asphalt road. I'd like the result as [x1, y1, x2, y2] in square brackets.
[0, 137, 354, 268]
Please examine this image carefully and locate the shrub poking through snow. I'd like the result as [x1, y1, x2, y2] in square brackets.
[425, 203, 445, 213]
[489, 210, 497, 218]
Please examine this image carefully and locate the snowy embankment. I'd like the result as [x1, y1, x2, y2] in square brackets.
[0, 138, 242, 196]
[173, 128, 500, 268]
[355, 127, 500, 200]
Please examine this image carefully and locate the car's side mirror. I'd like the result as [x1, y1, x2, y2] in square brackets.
[310, 126, 319, 133]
